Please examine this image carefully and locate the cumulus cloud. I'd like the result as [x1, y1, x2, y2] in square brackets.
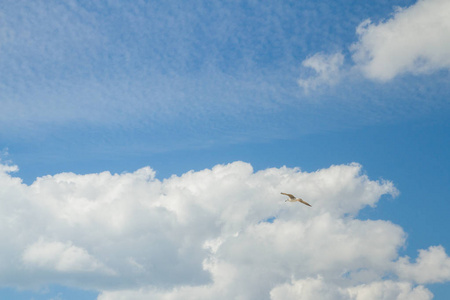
[22, 239, 114, 274]
[347, 280, 433, 300]
[396, 245, 450, 284]
[270, 276, 348, 300]
[299, 0, 450, 87]
[352, 0, 450, 81]
[0, 161, 449, 299]
[270, 277, 433, 300]
[298, 52, 345, 91]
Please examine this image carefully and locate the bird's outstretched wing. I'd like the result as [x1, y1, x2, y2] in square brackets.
[281, 192, 295, 200]
[299, 199, 312, 207]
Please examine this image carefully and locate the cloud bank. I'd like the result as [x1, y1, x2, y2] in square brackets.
[1, 161, 449, 299]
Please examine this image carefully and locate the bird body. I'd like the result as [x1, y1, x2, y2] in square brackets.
[281, 192, 312, 207]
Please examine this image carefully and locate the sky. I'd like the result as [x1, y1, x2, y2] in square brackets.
[1, 0, 450, 299]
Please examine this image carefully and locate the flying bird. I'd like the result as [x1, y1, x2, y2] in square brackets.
[281, 192, 312, 207]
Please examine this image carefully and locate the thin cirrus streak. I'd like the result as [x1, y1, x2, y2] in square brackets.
[3, 1, 449, 144]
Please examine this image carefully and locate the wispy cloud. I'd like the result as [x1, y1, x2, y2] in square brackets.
[1, 0, 449, 153]
[298, 52, 344, 92]
[0, 1, 299, 129]
[1, 161, 449, 298]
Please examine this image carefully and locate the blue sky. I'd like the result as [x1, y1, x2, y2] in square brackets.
[1, 0, 450, 299]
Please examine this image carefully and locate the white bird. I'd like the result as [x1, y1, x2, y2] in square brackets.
[281, 192, 312, 207]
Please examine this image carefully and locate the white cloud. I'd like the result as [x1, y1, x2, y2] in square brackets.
[298, 52, 344, 91]
[351, 0, 450, 81]
[271, 277, 433, 300]
[22, 239, 113, 274]
[299, 0, 450, 86]
[347, 280, 433, 300]
[0, 161, 449, 299]
[395, 245, 450, 284]
[270, 277, 348, 300]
